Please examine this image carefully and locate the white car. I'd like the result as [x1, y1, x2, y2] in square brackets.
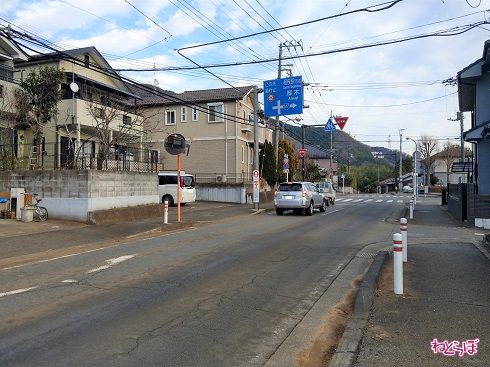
[274, 182, 327, 216]
[158, 171, 196, 206]
[402, 185, 414, 193]
[316, 181, 336, 205]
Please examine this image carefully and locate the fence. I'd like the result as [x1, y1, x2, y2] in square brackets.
[0, 142, 162, 172]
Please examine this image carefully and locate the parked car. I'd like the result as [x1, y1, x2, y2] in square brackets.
[402, 185, 414, 193]
[316, 181, 336, 205]
[158, 171, 196, 206]
[274, 182, 327, 216]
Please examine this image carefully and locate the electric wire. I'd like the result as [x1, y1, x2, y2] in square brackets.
[305, 92, 457, 108]
[2, 28, 261, 128]
[178, 0, 405, 52]
[122, 0, 172, 37]
[113, 21, 488, 71]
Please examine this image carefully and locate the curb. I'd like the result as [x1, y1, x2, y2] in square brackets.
[329, 251, 389, 367]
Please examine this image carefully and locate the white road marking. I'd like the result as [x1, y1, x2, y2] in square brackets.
[335, 199, 343, 202]
[343, 199, 353, 202]
[397, 200, 403, 203]
[0, 286, 38, 298]
[387, 200, 393, 203]
[61, 279, 77, 284]
[321, 207, 347, 216]
[86, 254, 137, 274]
[353, 199, 363, 202]
[365, 199, 373, 202]
[376, 199, 383, 202]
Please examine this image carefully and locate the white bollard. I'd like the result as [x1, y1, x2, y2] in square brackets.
[400, 218, 408, 262]
[409, 199, 414, 219]
[163, 200, 169, 224]
[393, 233, 403, 295]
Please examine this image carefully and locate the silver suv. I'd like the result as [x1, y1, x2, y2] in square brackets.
[274, 182, 327, 216]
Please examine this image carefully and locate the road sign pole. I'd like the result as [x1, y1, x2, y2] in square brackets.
[177, 154, 181, 223]
[301, 125, 305, 181]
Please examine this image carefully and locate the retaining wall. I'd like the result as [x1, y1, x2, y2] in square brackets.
[0, 171, 158, 222]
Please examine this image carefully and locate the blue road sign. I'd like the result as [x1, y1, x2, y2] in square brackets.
[324, 117, 336, 132]
[263, 76, 303, 117]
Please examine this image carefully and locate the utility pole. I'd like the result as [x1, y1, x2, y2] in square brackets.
[399, 129, 405, 192]
[253, 85, 261, 210]
[448, 112, 465, 161]
[301, 124, 306, 181]
[273, 40, 303, 168]
[273, 43, 282, 168]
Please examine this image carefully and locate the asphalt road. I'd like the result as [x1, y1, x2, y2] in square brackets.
[0, 195, 409, 366]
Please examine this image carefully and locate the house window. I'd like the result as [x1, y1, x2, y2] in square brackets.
[192, 106, 198, 121]
[181, 107, 187, 122]
[208, 102, 223, 123]
[122, 115, 132, 125]
[241, 146, 245, 163]
[165, 110, 176, 125]
[84, 54, 90, 68]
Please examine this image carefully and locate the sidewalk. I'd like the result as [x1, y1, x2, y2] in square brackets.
[352, 199, 489, 366]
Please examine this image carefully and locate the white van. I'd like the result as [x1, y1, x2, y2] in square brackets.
[158, 171, 196, 206]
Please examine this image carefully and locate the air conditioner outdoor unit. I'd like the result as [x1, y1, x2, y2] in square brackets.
[216, 174, 227, 183]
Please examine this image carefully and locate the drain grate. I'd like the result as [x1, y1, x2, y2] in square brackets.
[356, 252, 379, 259]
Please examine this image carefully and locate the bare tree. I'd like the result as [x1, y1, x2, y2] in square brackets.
[85, 96, 162, 170]
[419, 135, 438, 186]
[441, 141, 460, 186]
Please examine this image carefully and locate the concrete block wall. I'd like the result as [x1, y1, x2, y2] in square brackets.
[467, 184, 490, 228]
[0, 170, 159, 222]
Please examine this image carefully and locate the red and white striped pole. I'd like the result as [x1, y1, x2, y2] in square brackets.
[400, 218, 408, 262]
[393, 233, 403, 295]
[163, 200, 169, 225]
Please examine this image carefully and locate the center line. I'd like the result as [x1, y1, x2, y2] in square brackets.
[0, 286, 39, 298]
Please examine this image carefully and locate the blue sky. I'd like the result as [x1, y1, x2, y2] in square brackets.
[1, 0, 489, 154]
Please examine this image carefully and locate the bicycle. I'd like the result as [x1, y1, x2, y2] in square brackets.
[24, 193, 48, 221]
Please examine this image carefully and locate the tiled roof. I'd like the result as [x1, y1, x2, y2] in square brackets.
[140, 85, 254, 106]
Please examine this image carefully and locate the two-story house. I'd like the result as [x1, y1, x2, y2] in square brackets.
[13, 46, 158, 171]
[453, 40, 490, 228]
[140, 85, 273, 182]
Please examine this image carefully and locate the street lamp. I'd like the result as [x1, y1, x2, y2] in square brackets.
[406, 137, 418, 198]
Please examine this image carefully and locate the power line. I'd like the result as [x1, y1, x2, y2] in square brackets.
[114, 21, 487, 71]
[305, 92, 457, 108]
[178, 0, 405, 52]
[123, 0, 172, 37]
[2, 27, 262, 128]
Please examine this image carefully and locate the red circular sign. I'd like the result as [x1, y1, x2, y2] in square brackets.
[298, 148, 306, 158]
[267, 94, 274, 102]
